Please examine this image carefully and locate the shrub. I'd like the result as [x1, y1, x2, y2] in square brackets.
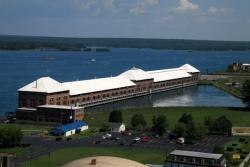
[0, 126, 23, 148]
[226, 146, 234, 152]
[232, 143, 237, 147]
[236, 148, 242, 153]
[243, 151, 249, 155]
[245, 141, 249, 144]
[239, 138, 246, 142]
[241, 155, 246, 159]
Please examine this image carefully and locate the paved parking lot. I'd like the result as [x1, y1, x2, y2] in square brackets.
[93, 132, 230, 153]
[16, 132, 231, 164]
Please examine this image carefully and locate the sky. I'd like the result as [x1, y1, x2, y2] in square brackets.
[0, 0, 250, 41]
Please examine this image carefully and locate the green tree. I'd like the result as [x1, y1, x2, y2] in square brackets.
[185, 121, 199, 143]
[152, 115, 168, 136]
[108, 110, 123, 123]
[204, 115, 232, 135]
[175, 114, 207, 143]
[204, 116, 215, 132]
[213, 116, 232, 135]
[178, 113, 192, 125]
[152, 115, 157, 125]
[196, 123, 208, 138]
[242, 80, 250, 108]
[0, 127, 23, 148]
[174, 123, 187, 137]
[131, 114, 147, 130]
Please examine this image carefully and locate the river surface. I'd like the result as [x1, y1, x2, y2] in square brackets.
[0, 48, 249, 115]
[86, 86, 244, 112]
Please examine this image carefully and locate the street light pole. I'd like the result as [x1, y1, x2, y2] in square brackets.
[29, 148, 32, 167]
[48, 152, 51, 167]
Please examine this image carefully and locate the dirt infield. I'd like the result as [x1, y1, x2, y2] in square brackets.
[62, 156, 147, 167]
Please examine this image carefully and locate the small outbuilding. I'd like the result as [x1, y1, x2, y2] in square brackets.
[109, 122, 126, 133]
[50, 121, 88, 136]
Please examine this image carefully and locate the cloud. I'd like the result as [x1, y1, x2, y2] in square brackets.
[103, 0, 115, 8]
[154, 16, 173, 24]
[76, 0, 97, 10]
[129, 0, 159, 15]
[129, 6, 146, 15]
[146, 0, 159, 6]
[208, 7, 226, 14]
[174, 0, 199, 13]
[162, 16, 173, 22]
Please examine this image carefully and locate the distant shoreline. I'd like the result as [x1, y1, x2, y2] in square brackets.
[1, 35, 250, 51]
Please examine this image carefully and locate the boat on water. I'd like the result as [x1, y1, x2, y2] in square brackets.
[91, 58, 96, 62]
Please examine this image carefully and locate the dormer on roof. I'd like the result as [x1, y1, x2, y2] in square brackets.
[18, 77, 68, 93]
[119, 67, 153, 81]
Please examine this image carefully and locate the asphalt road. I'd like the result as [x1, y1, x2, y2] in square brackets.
[15, 132, 232, 165]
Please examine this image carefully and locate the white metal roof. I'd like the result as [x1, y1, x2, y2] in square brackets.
[119, 67, 153, 81]
[18, 64, 199, 95]
[170, 150, 223, 159]
[62, 76, 136, 96]
[18, 77, 68, 93]
[147, 69, 191, 82]
[180, 64, 200, 73]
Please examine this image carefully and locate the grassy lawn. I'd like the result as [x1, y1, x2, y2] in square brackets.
[84, 107, 250, 129]
[0, 146, 41, 157]
[18, 147, 166, 167]
[0, 123, 51, 135]
[222, 137, 250, 167]
[213, 82, 243, 98]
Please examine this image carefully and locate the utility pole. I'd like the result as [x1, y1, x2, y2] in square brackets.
[48, 152, 51, 167]
[29, 148, 32, 167]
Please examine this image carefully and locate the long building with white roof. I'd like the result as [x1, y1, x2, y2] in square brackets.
[16, 64, 200, 123]
[166, 150, 226, 167]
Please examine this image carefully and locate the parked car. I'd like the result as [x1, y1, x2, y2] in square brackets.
[122, 131, 132, 136]
[169, 133, 178, 140]
[152, 133, 159, 138]
[120, 141, 125, 146]
[110, 136, 120, 141]
[177, 137, 185, 144]
[132, 137, 141, 143]
[93, 140, 101, 144]
[102, 133, 112, 140]
[142, 136, 150, 142]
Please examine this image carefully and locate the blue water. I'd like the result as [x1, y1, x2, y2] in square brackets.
[0, 48, 249, 115]
[86, 86, 244, 112]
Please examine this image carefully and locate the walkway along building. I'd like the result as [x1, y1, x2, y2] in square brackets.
[16, 64, 200, 123]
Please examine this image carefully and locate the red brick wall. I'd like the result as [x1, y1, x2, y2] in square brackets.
[18, 92, 47, 108]
[46, 91, 69, 106]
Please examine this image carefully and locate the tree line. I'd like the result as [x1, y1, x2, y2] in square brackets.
[108, 110, 232, 143]
[1, 35, 250, 51]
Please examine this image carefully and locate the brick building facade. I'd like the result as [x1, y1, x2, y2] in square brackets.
[16, 64, 200, 123]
